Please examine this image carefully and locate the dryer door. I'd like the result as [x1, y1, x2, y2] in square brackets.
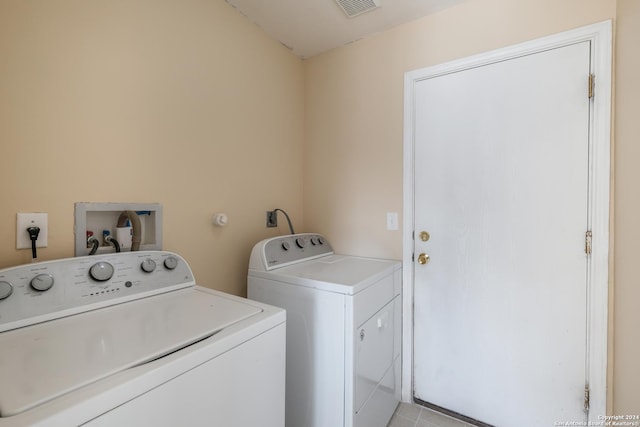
[354, 298, 396, 412]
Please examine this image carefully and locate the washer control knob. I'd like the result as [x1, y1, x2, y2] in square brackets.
[295, 237, 306, 248]
[90, 262, 115, 282]
[317, 236, 325, 245]
[281, 241, 290, 251]
[164, 256, 178, 270]
[141, 259, 156, 273]
[31, 274, 54, 292]
[0, 281, 13, 300]
[310, 237, 318, 245]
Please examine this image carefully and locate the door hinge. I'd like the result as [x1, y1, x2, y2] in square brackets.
[588, 74, 595, 99]
[584, 384, 590, 412]
[585, 230, 592, 255]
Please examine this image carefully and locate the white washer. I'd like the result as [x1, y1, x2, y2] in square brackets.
[248, 233, 401, 427]
[0, 251, 285, 427]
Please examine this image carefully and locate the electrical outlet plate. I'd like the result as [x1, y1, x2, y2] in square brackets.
[266, 211, 278, 227]
[17, 213, 48, 249]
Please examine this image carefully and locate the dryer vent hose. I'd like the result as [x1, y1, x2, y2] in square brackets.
[117, 210, 142, 251]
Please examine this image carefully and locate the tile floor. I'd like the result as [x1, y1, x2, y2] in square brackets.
[387, 402, 475, 427]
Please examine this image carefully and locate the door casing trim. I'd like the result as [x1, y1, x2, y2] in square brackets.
[402, 20, 612, 417]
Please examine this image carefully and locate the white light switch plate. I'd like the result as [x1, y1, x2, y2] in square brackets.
[386, 212, 399, 230]
[17, 213, 48, 249]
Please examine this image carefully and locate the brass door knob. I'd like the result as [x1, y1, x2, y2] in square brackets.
[417, 253, 430, 265]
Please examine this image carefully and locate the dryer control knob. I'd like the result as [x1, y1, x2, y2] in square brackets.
[90, 262, 114, 282]
[0, 281, 13, 300]
[141, 258, 156, 273]
[31, 274, 54, 292]
[281, 241, 290, 251]
[295, 237, 306, 248]
[164, 256, 179, 270]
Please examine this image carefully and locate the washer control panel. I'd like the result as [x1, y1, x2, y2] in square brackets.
[0, 251, 194, 332]
[250, 233, 334, 271]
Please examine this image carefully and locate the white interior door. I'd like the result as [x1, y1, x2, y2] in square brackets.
[412, 41, 592, 426]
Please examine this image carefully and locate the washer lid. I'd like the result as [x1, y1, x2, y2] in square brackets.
[0, 288, 261, 418]
[256, 255, 400, 294]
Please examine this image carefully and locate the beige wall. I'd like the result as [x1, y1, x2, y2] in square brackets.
[613, 0, 640, 414]
[303, 0, 634, 413]
[304, 0, 615, 260]
[0, 0, 304, 296]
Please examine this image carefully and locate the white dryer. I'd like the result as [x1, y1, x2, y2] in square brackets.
[0, 251, 285, 427]
[248, 233, 401, 427]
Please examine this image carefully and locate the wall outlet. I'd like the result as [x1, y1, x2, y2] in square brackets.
[266, 211, 278, 227]
[17, 213, 48, 249]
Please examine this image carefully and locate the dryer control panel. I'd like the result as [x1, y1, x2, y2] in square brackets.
[249, 233, 334, 271]
[0, 251, 194, 332]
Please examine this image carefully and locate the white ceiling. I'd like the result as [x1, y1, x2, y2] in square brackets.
[225, 0, 467, 58]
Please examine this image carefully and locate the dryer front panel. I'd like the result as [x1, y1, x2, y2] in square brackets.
[354, 297, 398, 412]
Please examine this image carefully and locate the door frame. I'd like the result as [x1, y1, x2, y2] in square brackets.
[402, 20, 612, 417]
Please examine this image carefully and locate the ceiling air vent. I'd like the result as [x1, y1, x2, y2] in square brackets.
[334, 0, 381, 18]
